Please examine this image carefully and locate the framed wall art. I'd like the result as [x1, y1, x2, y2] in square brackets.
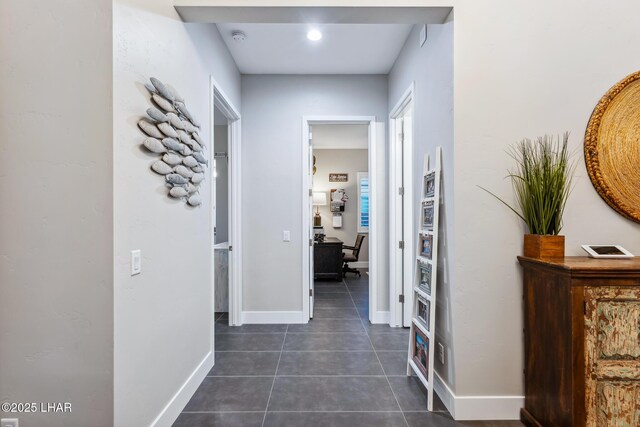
[412, 326, 429, 377]
[424, 171, 435, 198]
[418, 260, 432, 295]
[419, 233, 433, 260]
[417, 296, 431, 331]
[422, 200, 434, 230]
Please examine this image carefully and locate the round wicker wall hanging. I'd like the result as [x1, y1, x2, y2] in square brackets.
[584, 70, 640, 223]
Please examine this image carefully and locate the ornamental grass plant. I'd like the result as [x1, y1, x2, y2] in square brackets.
[481, 132, 576, 235]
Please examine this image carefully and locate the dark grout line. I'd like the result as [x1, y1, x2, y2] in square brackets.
[343, 277, 411, 427]
[261, 324, 288, 427]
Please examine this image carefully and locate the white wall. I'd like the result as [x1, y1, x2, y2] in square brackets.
[314, 149, 370, 262]
[214, 125, 229, 243]
[388, 22, 454, 389]
[0, 1, 114, 426]
[450, 0, 640, 408]
[113, 1, 240, 425]
[241, 75, 388, 316]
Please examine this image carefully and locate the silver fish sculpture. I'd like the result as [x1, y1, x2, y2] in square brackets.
[162, 153, 183, 166]
[151, 160, 173, 175]
[169, 186, 188, 198]
[188, 194, 202, 206]
[158, 122, 178, 138]
[174, 165, 195, 179]
[138, 120, 164, 139]
[146, 107, 168, 123]
[161, 137, 182, 151]
[191, 173, 205, 184]
[183, 156, 198, 167]
[150, 77, 175, 102]
[166, 174, 189, 185]
[152, 94, 175, 113]
[142, 137, 167, 153]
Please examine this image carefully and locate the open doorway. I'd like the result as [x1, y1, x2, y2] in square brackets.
[302, 117, 377, 323]
[211, 79, 242, 327]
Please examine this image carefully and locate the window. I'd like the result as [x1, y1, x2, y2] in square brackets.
[357, 172, 369, 233]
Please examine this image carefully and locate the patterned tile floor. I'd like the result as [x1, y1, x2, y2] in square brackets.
[174, 271, 523, 427]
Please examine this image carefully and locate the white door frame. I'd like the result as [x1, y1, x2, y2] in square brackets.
[210, 76, 242, 326]
[301, 115, 377, 323]
[389, 83, 415, 327]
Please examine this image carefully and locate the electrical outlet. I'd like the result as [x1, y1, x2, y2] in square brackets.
[2, 418, 19, 427]
[131, 250, 141, 276]
[283, 231, 290, 242]
[438, 342, 445, 365]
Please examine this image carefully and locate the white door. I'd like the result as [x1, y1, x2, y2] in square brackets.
[400, 109, 413, 326]
[308, 126, 315, 318]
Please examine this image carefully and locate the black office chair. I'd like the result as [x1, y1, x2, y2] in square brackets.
[342, 234, 366, 277]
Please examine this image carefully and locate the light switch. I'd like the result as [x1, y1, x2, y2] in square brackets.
[131, 250, 141, 276]
[2, 419, 19, 427]
[283, 231, 290, 242]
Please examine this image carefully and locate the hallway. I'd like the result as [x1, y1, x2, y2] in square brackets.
[173, 272, 523, 426]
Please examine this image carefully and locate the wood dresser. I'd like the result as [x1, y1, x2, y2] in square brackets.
[518, 256, 640, 427]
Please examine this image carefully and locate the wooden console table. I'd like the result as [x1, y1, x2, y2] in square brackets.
[518, 256, 640, 427]
[314, 237, 343, 281]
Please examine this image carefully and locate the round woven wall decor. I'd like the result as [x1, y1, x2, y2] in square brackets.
[584, 70, 640, 223]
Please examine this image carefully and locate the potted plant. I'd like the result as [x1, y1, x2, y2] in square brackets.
[481, 132, 576, 259]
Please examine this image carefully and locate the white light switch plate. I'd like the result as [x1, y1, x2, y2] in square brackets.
[2, 419, 19, 427]
[131, 250, 141, 275]
[283, 231, 290, 242]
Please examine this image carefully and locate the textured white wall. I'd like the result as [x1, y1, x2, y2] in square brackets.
[113, 1, 240, 425]
[241, 75, 388, 312]
[0, 1, 114, 426]
[388, 22, 454, 388]
[314, 148, 370, 262]
[451, 0, 640, 398]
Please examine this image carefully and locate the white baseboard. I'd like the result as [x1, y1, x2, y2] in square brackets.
[434, 371, 523, 420]
[151, 351, 214, 427]
[242, 311, 305, 324]
[349, 261, 369, 268]
[370, 310, 389, 324]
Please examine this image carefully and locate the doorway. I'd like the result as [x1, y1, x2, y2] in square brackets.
[389, 83, 415, 327]
[302, 116, 377, 323]
[210, 78, 242, 326]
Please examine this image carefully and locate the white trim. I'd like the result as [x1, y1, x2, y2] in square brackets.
[389, 82, 415, 328]
[302, 116, 378, 325]
[433, 371, 523, 420]
[210, 76, 242, 327]
[151, 351, 214, 427]
[242, 311, 306, 324]
[370, 310, 389, 324]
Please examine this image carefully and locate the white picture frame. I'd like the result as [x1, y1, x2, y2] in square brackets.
[581, 244, 634, 258]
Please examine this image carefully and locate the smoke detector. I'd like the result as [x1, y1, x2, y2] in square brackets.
[232, 31, 246, 42]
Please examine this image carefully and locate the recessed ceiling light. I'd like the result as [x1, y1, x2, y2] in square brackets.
[307, 29, 322, 41]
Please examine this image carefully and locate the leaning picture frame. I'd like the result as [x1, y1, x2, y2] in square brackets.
[419, 233, 433, 260]
[418, 260, 432, 295]
[412, 325, 429, 377]
[424, 171, 435, 198]
[417, 296, 431, 331]
[422, 200, 434, 230]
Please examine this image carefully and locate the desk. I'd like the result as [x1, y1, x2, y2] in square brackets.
[314, 237, 343, 280]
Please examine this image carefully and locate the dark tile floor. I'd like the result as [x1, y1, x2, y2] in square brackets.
[174, 271, 523, 427]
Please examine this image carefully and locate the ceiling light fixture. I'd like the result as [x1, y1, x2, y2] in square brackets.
[307, 29, 322, 41]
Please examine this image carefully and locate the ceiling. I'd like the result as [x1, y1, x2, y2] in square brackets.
[217, 23, 414, 74]
[175, 5, 452, 75]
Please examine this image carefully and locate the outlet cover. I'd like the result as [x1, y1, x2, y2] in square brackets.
[2, 419, 19, 427]
[438, 342, 445, 364]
